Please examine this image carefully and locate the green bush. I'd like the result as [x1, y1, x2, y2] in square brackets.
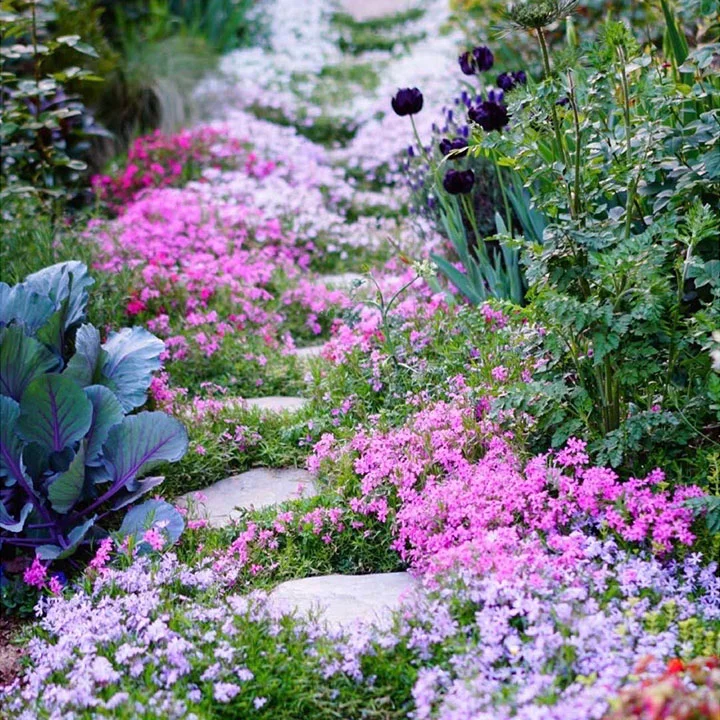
[472, 3, 720, 468]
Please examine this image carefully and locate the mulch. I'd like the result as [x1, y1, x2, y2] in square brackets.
[0, 615, 25, 688]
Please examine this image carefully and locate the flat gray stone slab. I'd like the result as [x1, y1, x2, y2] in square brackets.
[179, 468, 316, 527]
[320, 272, 365, 289]
[271, 572, 417, 629]
[244, 396, 308, 413]
[340, 0, 418, 21]
[293, 344, 326, 360]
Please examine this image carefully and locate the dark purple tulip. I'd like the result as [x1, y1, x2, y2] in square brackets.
[443, 168, 475, 194]
[496, 70, 527, 92]
[469, 100, 510, 132]
[459, 51, 475, 75]
[439, 137, 469, 158]
[391, 87, 424, 116]
[497, 72, 516, 92]
[473, 46, 494, 72]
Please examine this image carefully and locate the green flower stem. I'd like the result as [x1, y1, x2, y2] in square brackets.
[410, 115, 431, 164]
[568, 71, 583, 222]
[490, 150, 514, 236]
[536, 28, 568, 171]
[617, 47, 635, 240]
[460, 193, 483, 251]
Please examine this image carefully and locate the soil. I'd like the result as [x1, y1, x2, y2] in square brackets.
[0, 615, 25, 688]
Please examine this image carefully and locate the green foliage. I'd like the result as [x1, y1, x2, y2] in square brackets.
[95, 6, 216, 146]
[332, 8, 426, 56]
[0, 261, 187, 561]
[0, 0, 107, 199]
[168, 0, 257, 53]
[471, 9, 720, 468]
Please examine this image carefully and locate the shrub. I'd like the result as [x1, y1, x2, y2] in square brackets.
[467, 5, 720, 466]
[0, 1, 107, 199]
[0, 261, 187, 562]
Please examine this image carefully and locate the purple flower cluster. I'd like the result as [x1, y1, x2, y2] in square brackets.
[2, 544, 717, 719]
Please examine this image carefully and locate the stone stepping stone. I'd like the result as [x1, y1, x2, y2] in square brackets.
[270, 572, 418, 629]
[244, 396, 307, 413]
[178, 468, 316, 527]
[293, 344, 326, 360]
[340, 0, 418, 21]
[319, 272, 365, 290]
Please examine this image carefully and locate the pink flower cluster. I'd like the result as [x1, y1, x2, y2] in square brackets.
[91, 127, 263, 209]
[310, 398, 704, 583]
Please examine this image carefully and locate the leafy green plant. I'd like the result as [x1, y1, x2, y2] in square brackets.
[0, 0, 107, 199]
[168, 0, 257, 53]
[94, 5, 216, 146]
[0, 261, 188, 561]
[471, 4, 720, 466]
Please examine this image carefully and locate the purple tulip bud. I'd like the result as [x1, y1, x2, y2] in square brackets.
[459, 51, 476, 75]
[439, 137, 469, 158]
[497, 70, 528, 92]
[391, 87, 424, 116]
[472, 46, 494, 72]
[497, 72, 516, 92]
[443, 169, 475, 194]
[469, 100, 510, 132]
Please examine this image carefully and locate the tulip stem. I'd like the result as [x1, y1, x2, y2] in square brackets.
[410, 115, 434, 168]
[536, 28, 569, 172]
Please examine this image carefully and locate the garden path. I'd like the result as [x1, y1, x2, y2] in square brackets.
[178, 0, 455, 625]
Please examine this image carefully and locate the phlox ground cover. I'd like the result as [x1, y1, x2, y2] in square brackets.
[2, 1, 719, 719]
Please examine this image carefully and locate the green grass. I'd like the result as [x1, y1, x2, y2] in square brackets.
[0, 196, 137, 333]
[331, 8, 427, 56]
[330, 7, 425, 32]
[246, 103, 359, 147]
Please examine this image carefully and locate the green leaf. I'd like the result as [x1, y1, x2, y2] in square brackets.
[660, 0, 689, 67]
[0, 501, 32, 532]
[0, 396, 25, 486]
[431, 253, 484, 304]
[47, 445, 86, 514]
[64, 324, 105, 386]
[102, 412, 187, 490]
[56, 35, 99, 58]
[36, 517, 95, 560]
[100, 327, 165, 411]
[17, 374, 93, 453]
[118, 499, 185, 550]
[23, 261, 94, 334]
[84, 385, 124, 466]
[703, 147, 720, 180]
[111, 476, 164, 511]
[0, 281, 56, 334]
[686, 496, 720, 534]
[0, 325, 60, 401]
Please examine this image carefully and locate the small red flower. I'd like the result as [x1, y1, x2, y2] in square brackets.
[666, 658, 685, 674]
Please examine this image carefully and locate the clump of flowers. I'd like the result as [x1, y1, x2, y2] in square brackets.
[311, 398, 705, 582]
[91, 127, 245, 209]
[604, 656, 720, 720]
